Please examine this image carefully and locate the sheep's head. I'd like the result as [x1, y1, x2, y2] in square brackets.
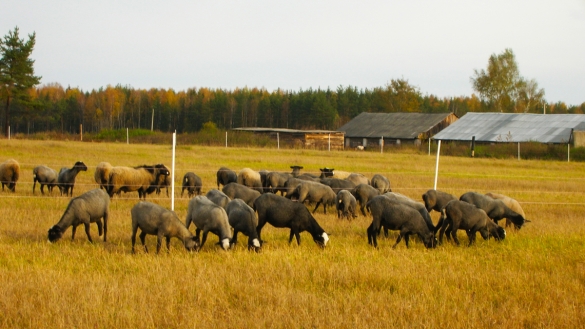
[184, 237, 200, 252]
[313, 232, 330, 249]
[423, 232, 438, 249]
[248, 238, 262, 253]
[74, 161, 88, 172]
[48, 225, 64, 243]
[493, 226, 506, 241]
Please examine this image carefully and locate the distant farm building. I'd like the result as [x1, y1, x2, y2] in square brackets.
[432, 113, 585, 145]
[337, 112, 458, 148]
[231, 127, 345, 150]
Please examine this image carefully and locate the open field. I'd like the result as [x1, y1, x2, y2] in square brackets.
[1, 139, 584, 328]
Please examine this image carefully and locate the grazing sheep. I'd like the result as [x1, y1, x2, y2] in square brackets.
[48, 189, 110, 243]
[265, 171, 293, 195]
[320, 177, 356, 193]
[422, 189, 457, 213]
[319, 168, 351, 179]
[286, 181, 337, 214]
[205, 189, 231, 209]
[32, 165, 58, 195]
[346, 173, 370, 186]
[185, 196, 232, 250]
[0, 159, 20, 192]
[237, 168, 264, 193]
[383, 192, 435, 233]
[460, 191, 526, 229]
[336, 190, 357, 220]
[94, 162, 113, 190]
[57, 161, 88, 197]
[282, 177, 305, 197]
[131, 201, 199, 253]
[254, 193, 330, 248]
[370, 174, 391, 193]
[438, 200, 506, 246]
[485, 192, 526, 229]
[366, 195, 435, 249]
[155, 174, 171, 196]
[107, 164, 169, 199]
[181, 172, 202, 198]
[225, 199, 261, 251]
[352, 183, 381, 216]
[222, 182, 262, 208]
[216, 167, 237, 189]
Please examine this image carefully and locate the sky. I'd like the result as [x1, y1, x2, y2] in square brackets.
[3, 0, 585, 105]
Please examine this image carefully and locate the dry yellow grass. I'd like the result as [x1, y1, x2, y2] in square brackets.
[0, 139, 584, 328]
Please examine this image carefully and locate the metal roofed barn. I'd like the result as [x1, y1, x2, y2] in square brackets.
[337, 112, 458, 148]
[432, 113, 585, 144]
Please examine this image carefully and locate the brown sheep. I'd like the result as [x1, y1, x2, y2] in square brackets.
[0, 159, 20, 192]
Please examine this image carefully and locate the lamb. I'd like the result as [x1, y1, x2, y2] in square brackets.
[216, 167, 237, 189]
[181, 172, 202, 198]
[422, 189, 457, 213]
[370, 174, 391, 193]
[365, 195, 435, 249]
[336, 190, 357, 220]
[107, 164, 169, 199]
[131, 201, 199, 253]
[254, 193, 330, 248]
[185, 196, 232, 250]
[438, 200, 506, 246]
[57, 161, 88, 197]
[383, 192, 435, 233]
[205, 189, 231, 209]
[0, 159, 20, 192]
[225, 199, 261, 251]
[485, 192, 526, 229]
[32, 165, 58, 195]
[94, 162, 113, 190]
[237, 168, 264, 193]
[222, 182, 262, 208]
[351, 183, 381, 216]
[48, 188, 110, 243]
[319, 168, 352, 179]
[286, 180, 337, 214]
[460, 191, 526, 229]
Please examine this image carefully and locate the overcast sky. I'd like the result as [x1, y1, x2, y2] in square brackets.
[3, 0, 584, 105]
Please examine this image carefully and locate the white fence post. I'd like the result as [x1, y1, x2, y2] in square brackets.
[434, 140, 441, 190]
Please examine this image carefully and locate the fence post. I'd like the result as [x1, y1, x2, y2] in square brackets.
[434, 140, 441, 190]
[471, 136, 475, 157]
[277, 132, 280, 150]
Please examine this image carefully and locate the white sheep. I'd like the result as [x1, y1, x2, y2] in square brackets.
[237, 168, 263, 193]
[107, 164, 169, 199]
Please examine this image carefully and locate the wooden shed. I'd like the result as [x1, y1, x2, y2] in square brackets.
[231, 127, 345, 150]
[337, 112, 458, 147]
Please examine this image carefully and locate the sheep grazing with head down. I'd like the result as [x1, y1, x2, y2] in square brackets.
[181, 172, 202, 198]
[225, 199, 261, 252]
[205, 189, 231, 209]
[237, 168, 264, 193]
[265, 171, 293, 195]
[48, 189, 110, 243]
[94, 162, 113, 190]
[383, 192, 435, 233]
[216, 167, 237, 189]
[422, 189, 457, 213]
[222, 182, 261, 208]
[286, 180, 337, 214]
[33, 165, 58, 195]
[438, 200, 506, 246]
[131, 201, 199, 254]
[352, 183, 381, 216]
[57, 161, 88, 197]
[336, 190, 357, 220]
[366, 195, 435, 249]
[370, 174, 391, 194]
[185, 196, 232, 251]
[0, 159, 20, 192]
[485, 192, 526, 229]
[460, 191, 527, 229]
[254, 193, 330, 248]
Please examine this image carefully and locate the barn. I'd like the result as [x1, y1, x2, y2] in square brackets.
[231, 127, 345, 150]
[337, 112, 458, 148]
[432, 112, 585, 145]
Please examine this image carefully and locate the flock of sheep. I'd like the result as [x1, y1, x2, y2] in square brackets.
[0, 158, 529, 253]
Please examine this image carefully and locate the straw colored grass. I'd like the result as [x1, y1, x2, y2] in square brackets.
[0, 139, 584, 328]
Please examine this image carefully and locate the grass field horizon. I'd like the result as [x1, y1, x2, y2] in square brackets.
[0, 139, 584, 328]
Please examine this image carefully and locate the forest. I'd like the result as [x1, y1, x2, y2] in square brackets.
[4, 79, 585, 136]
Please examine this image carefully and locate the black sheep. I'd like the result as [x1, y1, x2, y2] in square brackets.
[438, 200, 506, 246]
[57, 161, 88, 197]
[422, 189, 457, 213]
[216, 167, 237, 189]
[370, 174, 391, 193]
[366, 195, 435, 249]
[254, 193, 330, 248]
[222, 182, 261, 208]
[460, 191, 526, 229]
[352, 183, 380, 216]
[225, 199, 261, 252]
[181, 172, 202, 198]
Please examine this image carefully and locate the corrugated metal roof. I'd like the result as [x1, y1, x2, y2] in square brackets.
[433, 113, 585, 143]
[337, 112, 455, 139]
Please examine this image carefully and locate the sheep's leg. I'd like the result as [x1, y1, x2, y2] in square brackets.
[83, 223, 93, 243]
[195, 228, 202, 244]
[360, 204, 367, 216]
[156, 233, 163, 254]
[139, 232, 148, 253]
[200, 230, 210, 249]
[367, 223, 378, 247]
[403, 233, 411, 248]
[311, 202, 322, 214]
[392, 234, 403, 249]
[131, 227, 138, 254]
[71, 225, 78, 241]
[165, 236, 171, 252]
[467, 230, 477, 247]
[450, 224, 460, 246]
[230, 230, 239, 246]
[96, 220, 103, 237]
[102, 214, 108, 242]
[256, 222, 266, 245]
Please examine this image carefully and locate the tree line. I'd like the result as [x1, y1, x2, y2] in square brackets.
[2, 27, 584, 136]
